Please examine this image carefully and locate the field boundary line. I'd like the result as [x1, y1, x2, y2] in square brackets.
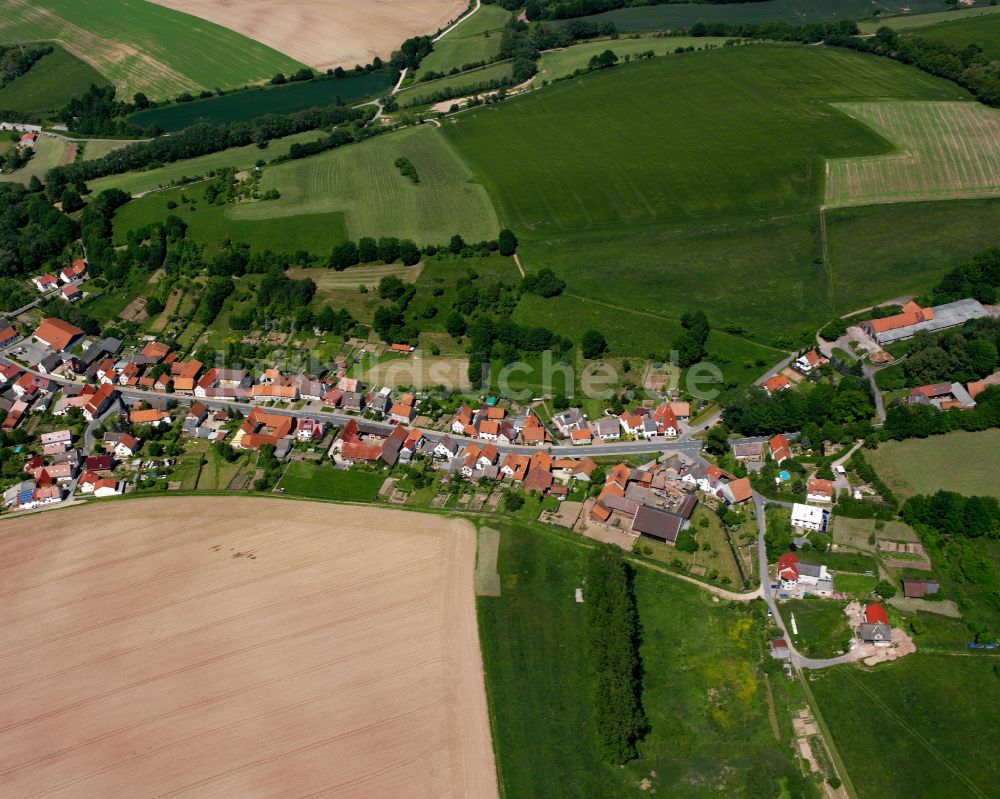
[819, 207, 835, 315]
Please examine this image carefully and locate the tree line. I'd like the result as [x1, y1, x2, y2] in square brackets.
[585, 544, 646, 764]
[43, 103, 371, 197]
[883, 385, 1000, 440]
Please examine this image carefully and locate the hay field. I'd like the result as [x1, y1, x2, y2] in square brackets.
[0, 0, 306, 99]
[0, 497, 497, 799]
[826, 102, 1000, 207]
[415, 4, 512, 79]
[0, 135, 74, 186]
[228, 124, 500, 244]
[149, 0, 469, 73]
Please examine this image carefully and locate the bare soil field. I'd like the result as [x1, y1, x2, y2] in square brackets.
[0, 497, 497, 799]
[149, 0, 469, 72]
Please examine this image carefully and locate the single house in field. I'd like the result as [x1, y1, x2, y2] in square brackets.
[859, 603, 892, 647]
[806, 478, 834, 504]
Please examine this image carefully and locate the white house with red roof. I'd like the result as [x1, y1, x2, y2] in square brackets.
[60, 259, 88, 283]
[795, 349, 828, 373]
[762, 374, 791, 396]
[32, 274, 59, 292]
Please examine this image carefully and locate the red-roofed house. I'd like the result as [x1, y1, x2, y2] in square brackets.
[806, 478, 834, 503]
[769, 434, 792, 465]
[33, 274, 59, 292]
[722, 476, 753, 504]
[762, 374, 791, 396]
[60, 259, 88, 283]
[795, 349, 829, 373]
[777, 552, 800, 588]
[34, 317, 84, 351]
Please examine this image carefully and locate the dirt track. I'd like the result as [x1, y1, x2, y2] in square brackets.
[150, 0, 469, 71]
[0, 497, 496, 799]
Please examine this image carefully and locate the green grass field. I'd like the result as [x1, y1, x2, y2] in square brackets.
[0, 134, 73, 185]
[277, 461, 383, 501]
[532, 36, 731, 86]
[810, 656, 1000, 799]
[781, 599, 853, 658]
[112, 183, 348, 254]
[89, 129, 331, 196]
[824, 197, 1000, 315]
[565, 0, 951, 33]
[826, 101, 1000, 207]
[0, 0, 307, 99]
[859, 4, 1000, 36]
[479, 520, 791, 798]
[833, 573, 877, 595]
[865, 430, 1000, 499]
[128, 72, 393, 131]
[902, 9, 1000, 62]
[398, 60, 513, 107]
[0, 45, 105, 115]
[414, 4, 511, 79]
[79, 138, 139, 162]
[445, 46, 963, 233]
[226, 124, 500, 245]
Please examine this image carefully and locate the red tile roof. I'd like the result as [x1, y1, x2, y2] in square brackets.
[864, 603, 889, 626]
[34, 317, 83, 350]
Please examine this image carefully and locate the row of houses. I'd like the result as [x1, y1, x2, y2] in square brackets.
[32, 260, 88, 303]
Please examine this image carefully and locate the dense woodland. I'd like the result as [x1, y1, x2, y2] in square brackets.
[0, 44, 51, 90]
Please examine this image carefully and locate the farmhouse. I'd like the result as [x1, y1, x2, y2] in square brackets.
[733, 441, 763, 462]
[862, 299, 988, 345]
[795, 349, 829, 373]
[33, 274, 59, 292]
[60, 259, 88, 283]
[631, 504, 684, 544]
[776, 551, 830, 589]
[233, 407, 294, 450]
[908, 382, 976, 411]
[722, 476, 753, 505]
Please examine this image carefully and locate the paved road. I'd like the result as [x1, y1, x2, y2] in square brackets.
[432, 0, 481, 42]
[753, 492, 858, 670]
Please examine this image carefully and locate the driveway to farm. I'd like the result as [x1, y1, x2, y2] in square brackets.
[753, 493, 859, 670]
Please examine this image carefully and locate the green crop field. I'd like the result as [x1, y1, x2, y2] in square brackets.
[398, 60, 513, 108]
[441, 45, 968, 340]
[277, 461, 383, 501]
[824, 197, 1000, 315]
[0, 0, 307, 100]
[567, 0, 951, 33]
[112, 183, 347, 254]
[0, 45, 105, 115]
[478, 520, 792, 798]
[128, 72, 393, 132]
[226, 124, 500, 245]
[826, 102, 1000, 207]
[414, 4, 512, 79]
[532, 35, 731, 86]
[810, 656, 1000, 799]
[865, 429, 1000, 499]
[444, 46, 963, 233]
[88, 129, 331, 196]
[859, 4, 1000, 35]
[896, 9, 1000, 62]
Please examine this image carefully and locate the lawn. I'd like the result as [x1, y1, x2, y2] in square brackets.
[112, 183, 348, 254]
[810, 656, 1000, 799]
[89, 129, 333, 196]
[832, 572, 877, 595]
[780, 598, 853, 658]
[128, 72, 393, 131]
[865, 429, 1000, 499]
[226, 124, 501, 245]
[397, 60, 513, 107]
[567, 0, 950, 32]
[478, 520, 793, 799]
[277, 460, 384, 501]
[532, 36, 731, 86]
[413, 4, 511, 80]
[826, 101, 1000, 207]
[832, 516, 920, 551]
[0, 44, 105, 116]
[195, 444, 247, 491]
[824, 197, 1000, 315]
[0, 0, 307, 99]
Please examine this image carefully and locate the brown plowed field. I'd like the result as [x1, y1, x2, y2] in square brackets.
[0, 497, 496, 799]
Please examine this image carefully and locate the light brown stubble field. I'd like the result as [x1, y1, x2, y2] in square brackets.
[148, 0, 470, 72]
[0, 497, 497, 799]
